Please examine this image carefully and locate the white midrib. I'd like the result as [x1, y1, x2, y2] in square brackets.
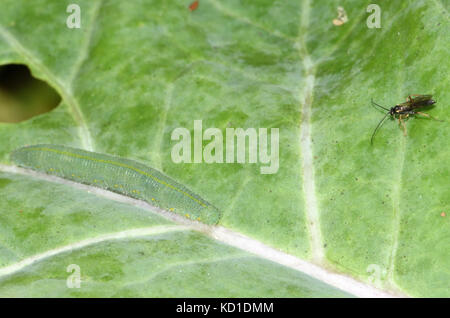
[296, 0, 324, 263]
[386, 68, 408, 291]
[0, 164, 405, 297]
[298, 58, 324, 262]
[387, 136, 405, 289]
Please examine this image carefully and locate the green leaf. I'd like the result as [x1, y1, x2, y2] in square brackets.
[0, 0, 448, 297]
[0, 172, 349, 297]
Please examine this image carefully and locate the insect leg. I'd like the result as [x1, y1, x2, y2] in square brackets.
[399, 115, 407, 136]
[416, 111, 430, 117]
[407, 94, 421, 102]
[415, 111, 443, 122]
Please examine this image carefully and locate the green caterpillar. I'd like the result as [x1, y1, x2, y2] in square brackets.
[10, 144, 221, 225]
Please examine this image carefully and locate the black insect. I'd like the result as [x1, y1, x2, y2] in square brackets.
[370, 94, 439, 145]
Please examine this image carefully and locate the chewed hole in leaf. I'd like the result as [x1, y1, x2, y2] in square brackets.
[0, 64, 61, 123]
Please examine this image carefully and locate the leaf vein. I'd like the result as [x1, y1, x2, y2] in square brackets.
[0, 26, 94, 150]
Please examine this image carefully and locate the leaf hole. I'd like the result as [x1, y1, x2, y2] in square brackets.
[0, 64, 61, 123]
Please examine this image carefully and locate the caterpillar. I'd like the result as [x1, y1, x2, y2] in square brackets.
[10, 144, 221, 225]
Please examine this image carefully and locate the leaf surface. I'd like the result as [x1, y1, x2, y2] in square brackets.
[0, 0, 448, 297]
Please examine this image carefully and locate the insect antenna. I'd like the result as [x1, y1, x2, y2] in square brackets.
[370, 112, 390, 145]
[371, 98, 390, 112]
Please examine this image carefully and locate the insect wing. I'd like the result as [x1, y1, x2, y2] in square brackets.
[408, 95, 435, 109]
